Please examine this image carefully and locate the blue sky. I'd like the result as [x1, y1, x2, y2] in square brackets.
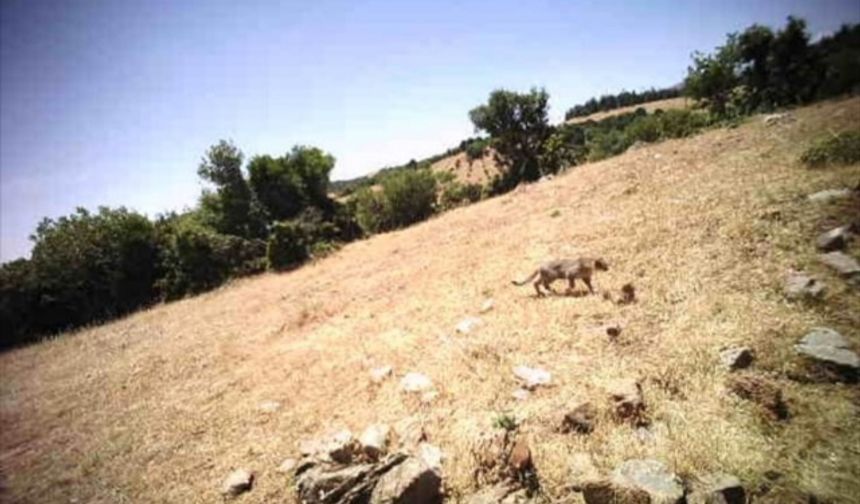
[1, 0, 858, 261]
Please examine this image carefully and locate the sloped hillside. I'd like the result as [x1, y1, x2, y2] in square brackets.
[430, 149, 502, 186]
[565, 96, 691, 124]
[1, 97, 859, 503]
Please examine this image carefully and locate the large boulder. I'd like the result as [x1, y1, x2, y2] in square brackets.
[795, 327, 859, 381]
[369, 457, 442, 504]
[583, 459, 684, 504]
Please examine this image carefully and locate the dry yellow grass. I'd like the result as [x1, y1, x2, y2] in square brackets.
[1, 97, 859, 504]
[430, 149, 502, 186]
[565, 96, 691, 124]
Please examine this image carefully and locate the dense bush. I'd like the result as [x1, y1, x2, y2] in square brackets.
[156, 215, 265, 300]
[439, 180, 483, 210]
[352, 169, 439, 233]
[800, 130, 860, 167]
[0, 208, 160, 348]
[266, 221, 310, 270]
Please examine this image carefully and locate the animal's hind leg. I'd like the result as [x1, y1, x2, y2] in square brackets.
[584, 277, 595, 294]
[566, 277, 577, 295]
[533, 280, 544, 297]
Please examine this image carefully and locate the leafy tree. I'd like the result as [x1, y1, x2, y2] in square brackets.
[197, 140, 266, 238]
[470, 88, 552, 192]
[380, 168, 438, 229]
[685, 35, 741, 116]
[25, 207, 159, 335]
[266, 221, 310, 271]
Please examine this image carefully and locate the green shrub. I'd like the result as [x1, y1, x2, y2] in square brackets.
[381, 169, 438, 228]
[353, 187, 389, 234]
[156, 215, 265, 299]
[465, 138, 490, 161]
[266, 221, 310, 271]
[439, 181, 483, 210]
[801, 130, 860, 167]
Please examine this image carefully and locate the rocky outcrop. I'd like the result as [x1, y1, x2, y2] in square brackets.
[583, 459, 684, 504]
[795, 327, 859, 381]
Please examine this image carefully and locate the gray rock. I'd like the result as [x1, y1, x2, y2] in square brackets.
[687, 472, 746, 504]
[221, 469, 253, 497]
[819, 251, 860, 277]
[369, 457, 442, 504]
[808, 188, 853, 203]
[370, 365, 393, 383]
[328, 430, 358, 464]
[258, 400, 282, 413]
[784, 271, 826, 301]
[512, 365, 551, 390]
[816, 225, 852, 252]
[763, 112, 793, 126]
[295, 454, 408, 504]
[480, 299, 495, 313]
[796, 327, 860, 376]
[583, 459, 684, 504]
[719, 346, 754, 371]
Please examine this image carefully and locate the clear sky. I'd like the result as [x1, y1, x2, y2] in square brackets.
[1, 0, 858, 261]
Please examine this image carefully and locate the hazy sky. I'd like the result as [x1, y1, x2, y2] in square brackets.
[1, 0, 858, 261]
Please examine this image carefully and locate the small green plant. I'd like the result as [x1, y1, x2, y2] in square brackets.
[492, 412, 519, 431]
[800, 130, 860, 167]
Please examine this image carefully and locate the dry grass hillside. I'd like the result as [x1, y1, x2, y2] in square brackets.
[566, 96, 691, 124]
[2, 97, 859, 503]
[430, 150, 502, 186]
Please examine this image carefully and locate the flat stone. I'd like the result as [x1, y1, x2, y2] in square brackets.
[819, 251, 860, 276]
[796, 327, 860, 375]
[687, 472, 746, 504]
[400, 372, 433, 393]
[808, 188, 853, 203]
[719, 346, 754, 371]
[784, 271, 826, 300]
[221, 468, 254, 497]
[417, 442, 443, 471]
[369, 457, 442, 504]
[456, 317, 484, 334]
[816, 225, 852, 252]
[583, 459, 684, 504]
[512, 366, 551, 390]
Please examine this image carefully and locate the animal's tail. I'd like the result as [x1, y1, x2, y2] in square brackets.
[512, 270, 539, 286]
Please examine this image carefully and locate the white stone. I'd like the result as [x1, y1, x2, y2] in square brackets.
[370, 365, 393, 383]
[808, 188, 853, 203]
[258, 400, 282, 413]
[221, 469, 253, 496]
[359, 424, 390, 459]
[480, 299, 495, 313]
[819, 251, 860, 276]
[277, 458, 298, 474]
[511, 388, 531, 401]
[400, 372, 433, 392]
[456, 316, 483, 334]
[512, 365, 551, 390]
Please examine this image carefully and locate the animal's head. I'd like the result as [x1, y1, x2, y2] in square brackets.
[595, 259, 609, 271]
